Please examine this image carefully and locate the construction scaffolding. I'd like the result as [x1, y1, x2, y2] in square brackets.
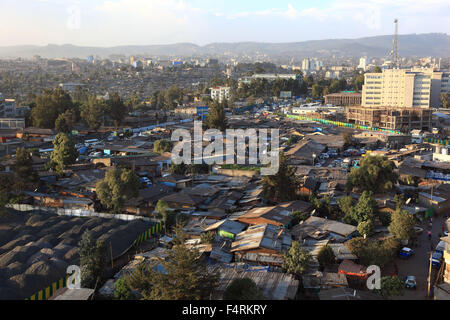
[346, 106, 432, 132]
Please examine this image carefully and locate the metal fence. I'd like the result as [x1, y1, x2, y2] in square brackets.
[6, 203, 159, 223]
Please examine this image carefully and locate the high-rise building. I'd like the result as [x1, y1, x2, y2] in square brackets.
[301, 59, 311, 72]
[362, 68, 450, 109]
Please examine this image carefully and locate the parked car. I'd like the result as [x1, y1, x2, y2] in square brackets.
[399, 247, 414, 259]
[444, 231, 449, 236]
[405, 276, 417, 289]
[432, 251, 443, 268]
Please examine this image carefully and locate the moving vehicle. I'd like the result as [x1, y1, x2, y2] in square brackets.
[405, 276, 417, 289]
[399, 247, 414, 259]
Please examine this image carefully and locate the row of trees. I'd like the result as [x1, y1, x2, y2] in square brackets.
[30, 88, 128, 131]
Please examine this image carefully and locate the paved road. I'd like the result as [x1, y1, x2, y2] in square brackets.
[395, 215, 447, 300]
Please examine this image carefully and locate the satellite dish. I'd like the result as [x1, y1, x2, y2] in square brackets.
[406, 198, 412, 205]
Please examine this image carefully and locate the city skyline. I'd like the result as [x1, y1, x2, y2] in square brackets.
[1, 0, 449, 47]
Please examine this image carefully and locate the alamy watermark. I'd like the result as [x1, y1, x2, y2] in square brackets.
[171, 121, 280, 176]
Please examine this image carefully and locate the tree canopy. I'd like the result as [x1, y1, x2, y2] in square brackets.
[317, 245, 336, 267]
[153, 139, 173, 154]
[388, 208, 416, 241]
[96, 168, 140, 213]
[262, 152, 299, 203]
[206, 100, 228, 131]
[223, 278, 266, 300]
[81, 96, 106, 130]
[125, 225, 219, 300]
[379, 276, 404, 298]
[31, 88, 74, 129]
[79, 230, 107, 289]
[107, 92, 127, 126]
[283, 241, 311, 276]
[50, 133, 78, 174]
[347, 156, 398, 194]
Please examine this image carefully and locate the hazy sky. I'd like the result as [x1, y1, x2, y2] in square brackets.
[1, 0, 449, 47]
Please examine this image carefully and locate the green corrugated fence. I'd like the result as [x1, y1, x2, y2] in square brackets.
[25, 275, 69, 301]
[286, 114, 404, 135]
[25, 221, 163, 300]
[424, 138, 449, 146]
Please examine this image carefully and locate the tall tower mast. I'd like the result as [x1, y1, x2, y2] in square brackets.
[390, 19, 400, 68]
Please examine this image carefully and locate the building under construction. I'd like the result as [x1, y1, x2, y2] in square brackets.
[346, 106, 432, 132]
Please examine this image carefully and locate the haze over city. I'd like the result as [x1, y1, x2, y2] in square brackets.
[1, 0, 450, 46]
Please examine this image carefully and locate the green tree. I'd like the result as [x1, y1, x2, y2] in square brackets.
[96, 168, 140, 213]
[373, 66, 383, 73]
[441, 93, 449, 109]
[353, 74, 365, 92]
[346, 237, 400, 268]
[388, 208, 415, 241]
[79, 230, 107, 289]
[0, 174, 12, 219]
[169, 162, 187, 175]
[291, 211, 310, 225]
[55, 109, 76, 133]
[223, 278, 266, 300]
[107, 92, 127, 127]
[379, 276, 404, 298]
[14, 147, 38, 184]
[343, 191, 378, 228]
[81, 96, 106, 130]
[153, 139, 173, 154]
[347, 156, 398, 194]
[200, 232, 216, 244]
[130, 226, 219, 300]
[357, 220, 375, 238]
[317, 245, 336, 267]
[311, 84, 323, 99]
[165, 86, 183, 109]
[283, 241, 311, 276]
[50, 133, 78, 174]
[155, 200, 175, 234]
[262, 152, 299, 203]
[31, 88, 74, 129]
[206, 100, 228, 131]
[114, 277, 133, 300]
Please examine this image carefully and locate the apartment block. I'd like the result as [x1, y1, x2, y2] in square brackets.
[210, 86, 231, 103]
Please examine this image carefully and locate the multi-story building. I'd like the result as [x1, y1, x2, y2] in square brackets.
[362, 68, 450, 109]
[347, 68, 450, 132]
[210, 86, 231, 103]
[325, 92, 362, 106]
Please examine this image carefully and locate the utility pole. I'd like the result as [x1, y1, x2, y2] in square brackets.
[427, 251, 433, 299]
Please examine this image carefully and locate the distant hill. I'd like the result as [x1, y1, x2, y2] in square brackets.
[1, 33, 449, 59]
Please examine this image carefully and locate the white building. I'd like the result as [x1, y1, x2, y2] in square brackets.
[239, 74, 301, 85]
[358, 57, 368, 71]
[210, 86, 231, 103]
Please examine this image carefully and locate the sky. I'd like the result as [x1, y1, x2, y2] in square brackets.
[0, 0, 449, 47]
